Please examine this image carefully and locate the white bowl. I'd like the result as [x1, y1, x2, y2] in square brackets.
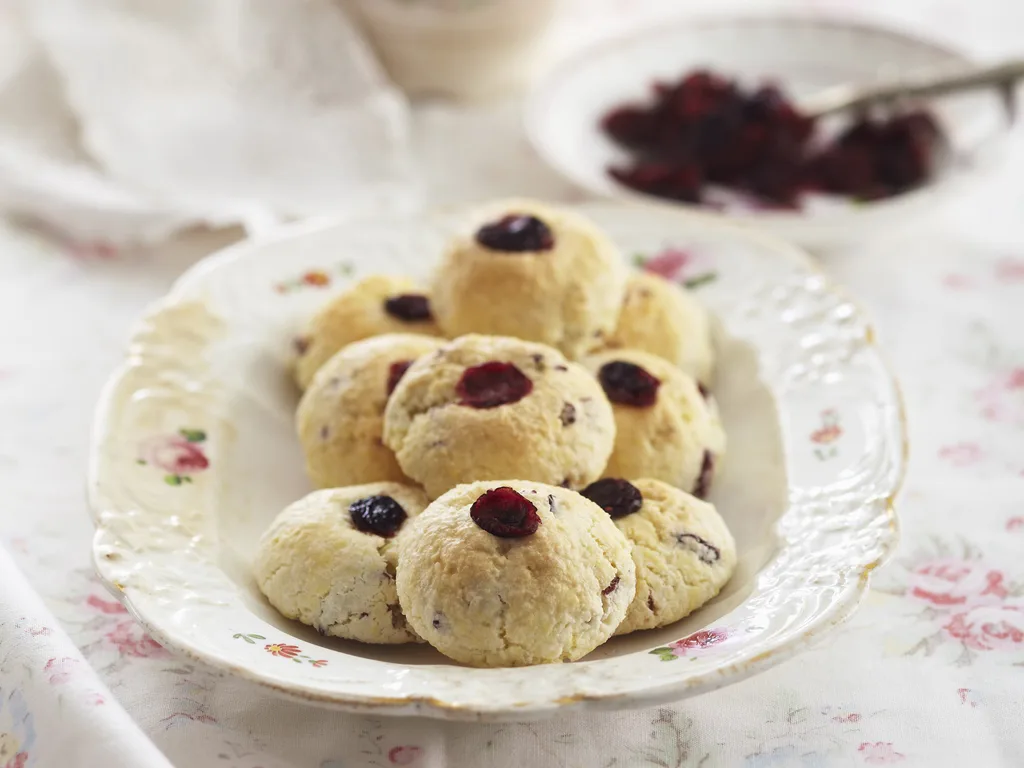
[89, 203, 904, 720]
[347, 0, 559, 99]
[526, 14, 1007, 248]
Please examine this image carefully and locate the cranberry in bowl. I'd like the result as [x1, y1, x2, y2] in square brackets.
[526, 14, 1007, 247]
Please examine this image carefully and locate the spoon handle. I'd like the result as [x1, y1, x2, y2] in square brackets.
[800, 59, 1024, 120]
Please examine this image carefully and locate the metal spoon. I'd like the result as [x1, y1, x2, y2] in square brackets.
[798, 59, 1024, 122]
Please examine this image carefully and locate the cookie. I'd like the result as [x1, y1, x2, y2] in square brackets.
[253, 483, 429, 644]
[383, 334, 615, 498]
[297, 333, 448, 488]
[396, 481, 636, 666]
[603, 272, 715, 384]
[293, 275, 444, 390]
[583, 348, 726, 495]
[580, 478, 736, 635]
[430, 199, 627, 359]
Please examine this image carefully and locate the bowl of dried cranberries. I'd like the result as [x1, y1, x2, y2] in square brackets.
[526, 14, 1009, 247]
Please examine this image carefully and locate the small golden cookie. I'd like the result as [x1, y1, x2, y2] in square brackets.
[583, 349, 725, 496]
[297, 333, 448, 488]
[580, 478, 736, 635]
[253, 484, 428, 644]
[604, 272, 715, 384]
[383, 334, 615, 498]
[293, 275, 443, 390]
[396, 481, 636, 666]
[430, 199, 627, 359]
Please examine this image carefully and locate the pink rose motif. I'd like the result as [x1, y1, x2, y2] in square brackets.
[140, 435, 208, 474]
[943, 603, 1024, 651]
[833, 713, 862, 723]
[977, 369, 1024, 426]
[388, 746, 423, 765]
[138, 429, 209, 485]
[667, 628, 728, 657]
[86, 594, 128, 615]
[937, 442, 983, 466]
[4, 753, 28, 768]
[1007, 517, 1024, 532]
[811, 409, 842, 445]
[105, 620, 167, 658]
[942, 273, 974, 290]
[858, 742, 905, 764]
[44, 656, 78, 685]
[643, 248, 692, 281]
[995, 257, 1024, 282]
[907, 559, 1007, 608]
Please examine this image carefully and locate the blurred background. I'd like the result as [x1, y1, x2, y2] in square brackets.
[3, 1, 1024, 767]
[1, 0, 1022, 249]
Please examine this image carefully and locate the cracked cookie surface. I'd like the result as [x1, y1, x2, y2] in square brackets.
[298, 333, 447, 488]
[383, 334, 615, 499]
[583, 348, 726, 495]
[609, 479, 736, 635]
[430, 199, 627, 359]
[600, 271, 715, 384]
[293, 275, 443, 390]
[396, 480, 636, 666]
[253, 483, 429, 644]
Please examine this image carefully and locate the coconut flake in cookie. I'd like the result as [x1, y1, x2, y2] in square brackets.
[293, 275, 444, 390]
[584, 348, 725, 495]
[253, 483, 429, 644]
[430, 200, 627, 359]
[383, 334, 615, 498]
[396, 480, 636, 666]
[601, 478, 736, 635]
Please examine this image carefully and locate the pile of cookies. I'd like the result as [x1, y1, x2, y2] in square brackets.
[254, 200, 737, 667]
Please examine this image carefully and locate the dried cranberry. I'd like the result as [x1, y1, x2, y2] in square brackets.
[610, 162, 703, 203]
[602, 106, 659, 150]
[384, 294, 432, 322]
[387, 360, 413, 395]
[580, 478, 643, 519]
[693, 451, 715, 498]
[475, 215, 554, 252]
[470, 487, 540, 538]
[598, 361, 661, 407]
[602, 575, 620, 595]
[456, 361, 533, 409]
[349, 495, 407, 538]
[599, 67, 941, 208]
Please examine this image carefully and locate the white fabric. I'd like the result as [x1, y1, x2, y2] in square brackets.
[0, 0, 413, 243]
[0, 546, 174, 768]
[3, 0, 1024, 766]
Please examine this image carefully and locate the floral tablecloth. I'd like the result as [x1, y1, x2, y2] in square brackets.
[3, 1, 1024, 766]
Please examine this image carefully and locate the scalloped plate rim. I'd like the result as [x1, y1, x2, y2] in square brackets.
[87, 203, 903, 720]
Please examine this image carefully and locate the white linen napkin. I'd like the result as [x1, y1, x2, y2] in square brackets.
[0, 0, 414, 244]
[0, 544, 176, 768]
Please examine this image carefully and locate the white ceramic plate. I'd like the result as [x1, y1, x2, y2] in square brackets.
[526, 14, 1007, 247]
[89, 203, 903, 721]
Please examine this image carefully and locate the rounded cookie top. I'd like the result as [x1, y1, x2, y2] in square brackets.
[253, 483, 429, 644]
[383, 334, 615, 499]
[603, 272, 715, 384]
[293, 275, 444, 390]
[581, 478, 736, 635]
[298, 334, 448, 489]
[395, 480, 636, 667]
[430, 199, 627, 359]
[583, 348, 726, 495]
